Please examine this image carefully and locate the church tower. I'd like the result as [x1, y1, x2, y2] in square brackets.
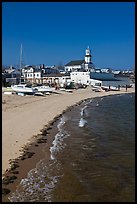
[85, 46, 91, 64]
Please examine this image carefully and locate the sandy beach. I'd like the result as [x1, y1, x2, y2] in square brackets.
[2, 86, 135, 175]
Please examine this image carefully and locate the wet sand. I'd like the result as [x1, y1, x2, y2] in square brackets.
[2, 86, 135, 201]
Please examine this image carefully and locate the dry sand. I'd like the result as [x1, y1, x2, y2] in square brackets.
[2, 86, 135, 175]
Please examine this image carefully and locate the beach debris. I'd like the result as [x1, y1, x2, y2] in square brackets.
[41, 129, 48, 135]
[10, 163, 19, 171]
[20, 151, 35, 159]
[20, 156, 26, 160]
[37, 138, 47, 144]
[9, 159, 19, 165]
[35, 144, 39, 147]
[2, 175, 17, 185]
[4, 92, 13, 95]
[26, 151, 35, 158]
[2, 188, 11, 195]
[9, 170, 19, 174]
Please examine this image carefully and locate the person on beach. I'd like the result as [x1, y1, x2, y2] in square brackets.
[118, 85, 120, 91]
[126, 84, 128, 92]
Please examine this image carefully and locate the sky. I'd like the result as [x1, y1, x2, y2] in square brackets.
[2, 2, 135, 70]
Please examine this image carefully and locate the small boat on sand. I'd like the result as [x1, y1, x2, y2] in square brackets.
[11, 84, 36, 94]
[101, 86, 119, 91]
[33, 85, 55, 93]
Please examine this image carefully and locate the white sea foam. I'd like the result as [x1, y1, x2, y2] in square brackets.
[96, 102, 99, 106]
[80, 105, 87, 116]
[79, 118, 87, 127]
[79, 102, 90, 127]
[9, 160, 63, 202]
[50, 116, 70, 160]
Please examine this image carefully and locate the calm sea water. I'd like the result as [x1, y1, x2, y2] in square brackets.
[9, 92, 135, 202]
[102, 77, 132, 87]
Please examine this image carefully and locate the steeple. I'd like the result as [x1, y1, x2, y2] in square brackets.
[85, 46, 91, 64]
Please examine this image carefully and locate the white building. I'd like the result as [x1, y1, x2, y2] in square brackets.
[65, 60, 85, 72]
[70, 71, 102, 86]
[65, 46, 93, 73]
[21, 66, 42, 84]
[70, 71, 90, 85]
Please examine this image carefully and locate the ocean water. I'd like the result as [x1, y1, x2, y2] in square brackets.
[102, 77, 131, 87]
[9, 93, 135, 202]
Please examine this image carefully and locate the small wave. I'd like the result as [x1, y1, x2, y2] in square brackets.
[79, 118, 87, 127]
[50, 132, 69, 160]
[96, 102, 99, 106]
[80, 105, 87, 116]
[50, 116, 70, 160]
[80, 99, 92, 116]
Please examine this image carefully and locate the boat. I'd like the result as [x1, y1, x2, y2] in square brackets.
[11, 84, 36, 94]
[33, 85, 55, 93]
[101, 85, 119, 91]
[92, 86, 103, 92]
[34, 92, 44, 96]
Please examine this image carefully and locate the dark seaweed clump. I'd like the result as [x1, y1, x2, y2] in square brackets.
[2, 175, 17, 185]
[2, 188, 11, 195]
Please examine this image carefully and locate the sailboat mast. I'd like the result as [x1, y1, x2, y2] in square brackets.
[20, 43, 22, 69]
[19, 43, 22, 83]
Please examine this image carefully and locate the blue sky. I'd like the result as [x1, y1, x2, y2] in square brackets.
[2, 2, 135, 70]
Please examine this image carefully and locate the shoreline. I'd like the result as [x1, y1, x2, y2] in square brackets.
[2, 87, 135, 201]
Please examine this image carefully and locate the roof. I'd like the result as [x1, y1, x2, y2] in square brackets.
[65, 60, 85, 66]
[43, 73, 70, 77]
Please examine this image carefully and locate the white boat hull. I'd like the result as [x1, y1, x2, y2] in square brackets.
[34, 86, 55, 93]
[11, 85, 36, 94]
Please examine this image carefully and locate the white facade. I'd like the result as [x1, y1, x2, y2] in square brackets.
[34, 72, 41, 78]
[65, 64, 84, 73]
[89, 79, 102, 87]
[58, 76, 71, 87]
[70, 71, 90, 85]
[85, 46, 91, 64]
[70, 71, 102, 87]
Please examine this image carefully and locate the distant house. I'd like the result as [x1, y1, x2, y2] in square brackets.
[21, 65, 69, 86]
[100, 68, 112, 73]
[2, 66, 21, 85]
[21, 66, 42, 84]
[4, 65, 16, 74]
[42, 73, 70, 87]
[44, 67, 60, 75]
[112, 70, 122, 75]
